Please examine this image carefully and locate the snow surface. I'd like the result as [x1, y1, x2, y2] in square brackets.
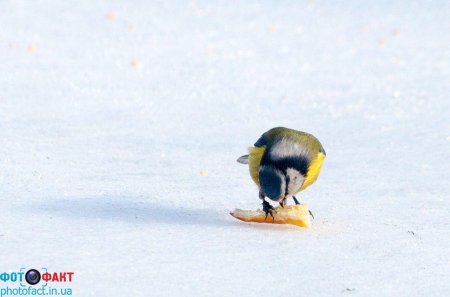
[1, 1, 449, 296]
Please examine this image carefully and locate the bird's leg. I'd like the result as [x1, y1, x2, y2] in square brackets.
[279, 197, 287, 208]
[259, 191, 275, 222]
[258, 190, 265, 201]
[292, 196, 314, 219]
[262, 201, 275, 222]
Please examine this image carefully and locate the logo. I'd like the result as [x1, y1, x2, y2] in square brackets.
[0, 268, 74, 296]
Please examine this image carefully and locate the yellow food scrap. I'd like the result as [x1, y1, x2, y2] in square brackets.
[377, 38, 387, 46]
[130, 60, 141, 68]
[230, 204, 311, 228]
[106, 13, 117, 21]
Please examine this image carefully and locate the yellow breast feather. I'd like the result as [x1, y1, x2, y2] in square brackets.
[248, 146, 265, 187]
[299, 152, 325, 191]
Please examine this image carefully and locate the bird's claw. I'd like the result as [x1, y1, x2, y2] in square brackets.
[262, 201, 275, 222]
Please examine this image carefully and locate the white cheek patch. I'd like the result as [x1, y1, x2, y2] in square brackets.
[286, 168, 305, 196]
[269, 137, 307, 161]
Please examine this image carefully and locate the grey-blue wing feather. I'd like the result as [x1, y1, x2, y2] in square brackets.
[237, 155, 249, 164]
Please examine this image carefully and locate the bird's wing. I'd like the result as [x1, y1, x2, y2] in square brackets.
[248, 146, 265, 187]
[236, 155, 249, 164]
[299, 152, 325, 191]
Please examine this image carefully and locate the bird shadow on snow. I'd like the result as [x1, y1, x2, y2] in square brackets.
[29, 196, 234, 227]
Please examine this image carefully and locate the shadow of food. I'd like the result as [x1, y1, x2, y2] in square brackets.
[31, 196, 234, 227]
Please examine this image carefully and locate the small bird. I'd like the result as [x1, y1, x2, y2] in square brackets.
[237, 127, 326, 220]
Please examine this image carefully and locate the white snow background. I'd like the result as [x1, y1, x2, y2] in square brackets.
[1, 1, 449, 296]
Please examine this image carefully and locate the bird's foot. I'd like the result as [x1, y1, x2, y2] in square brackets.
[309, 210, 315, 220]
[279, 198, 287, 208]
[262, 200, 275, 222]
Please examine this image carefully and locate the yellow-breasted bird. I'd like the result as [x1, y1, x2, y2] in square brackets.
[237, 127, 326, 219]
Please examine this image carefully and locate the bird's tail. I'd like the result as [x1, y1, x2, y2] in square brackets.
[236, 155, 249, 164]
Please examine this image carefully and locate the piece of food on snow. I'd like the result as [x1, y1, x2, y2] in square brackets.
[230, 204, 311, 228]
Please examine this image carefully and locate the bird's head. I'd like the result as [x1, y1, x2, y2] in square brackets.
[258, 164, 286, 202]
